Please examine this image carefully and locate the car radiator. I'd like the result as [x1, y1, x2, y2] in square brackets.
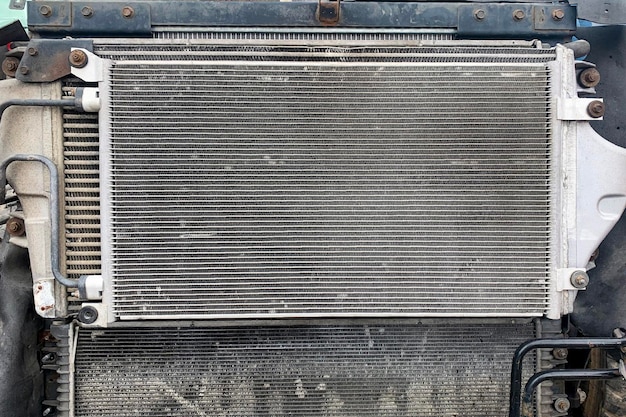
[51, 35, 603, 417]
[72, 38, 559, 321]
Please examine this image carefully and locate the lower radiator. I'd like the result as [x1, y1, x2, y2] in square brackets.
[55, 322, 537, 417]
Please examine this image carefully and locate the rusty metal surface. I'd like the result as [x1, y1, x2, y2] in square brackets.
[317, 0, 340, 25]
[26, 1, 576, 39]
[15, 39, 93, 83]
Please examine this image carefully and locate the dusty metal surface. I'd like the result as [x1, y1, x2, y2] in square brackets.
[69, 323, 537, 417]
[100, 43, 554, 320]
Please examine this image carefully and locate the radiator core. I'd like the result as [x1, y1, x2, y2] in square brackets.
[99, 43, 554, 320]
[69, 322, 536, 417]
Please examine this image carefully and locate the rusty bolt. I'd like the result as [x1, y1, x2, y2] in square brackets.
[513, 10, 525, 21]
[552, 9, 565, 21]
[39, 4, 52, 17]
[570, 270, 590, 288]
[553, 397, 570, 413]
[474, 9, 486, 21]
[122, 6, 135, 18]
[81, 6, 93, 17]
[2, 57, 19, 77]
[27, 47, 38, 56]
[587, 100, 605, 118]
[19, 65, 29, 75]
[69, 50, 88, 68]
[6, 217, 25, 236]
[579, 68, 601, 88]
[552, 348, 568, 360]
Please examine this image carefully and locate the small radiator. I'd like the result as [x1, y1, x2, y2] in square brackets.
[92, 41, 555, 320]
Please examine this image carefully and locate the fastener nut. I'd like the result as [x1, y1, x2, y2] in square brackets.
[69, 50, 88, 68]
[513, 10, 525, 21]
[579, 68, 601, 88]
[570, 270, 590, 288]
[552, 348, 568, 360]
[553, 397, 570, 413]
[587, 100, 605, 118]
[6, 217, 25, 237]
[19, 66, 29, 75]
[27, 47, 38, 56]
[81, 6, 93, 17]
[1, 57, 19, 77]
[39, 5, 52, 17]
[121, 6, 134, 18]
[474, 9, 486, 20]
[552, 9, 565, 21]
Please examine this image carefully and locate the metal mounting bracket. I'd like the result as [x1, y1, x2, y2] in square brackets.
[15, 39, 93, 83]
[317, 0, 340, 25]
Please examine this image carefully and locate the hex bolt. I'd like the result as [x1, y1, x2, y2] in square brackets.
[6, 217, 25, 237]
[19, 66, 29, 75]
[122, 6, 135, 18]
[39, 4, 52, 17]
[69, 50, 88, 68]
[552, 9, 565, 21]
[78, 306, 99, 324]
[587, 100, 605, 118]
[553, 397, 570, 413]
[513, 10, 525, 21]
[570, 270, 590, 288]
[579, 68, 601, 88]
[552, 348, 568, 360]
[1, 57, 19, 77]
[81, 6, 93, 17]
[27, 47, 38, 56]
[474, 9, 486, 21]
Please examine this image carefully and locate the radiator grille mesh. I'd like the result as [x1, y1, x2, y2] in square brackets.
[73, 323, 536, 417]
[103, 46, 554, 319]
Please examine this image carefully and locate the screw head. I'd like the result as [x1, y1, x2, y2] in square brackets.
[122, 6, 135, 18]
[579, 68, 601, 88]
[553, 397, 570, 413]
[552, 9, 565, 21]
[39, 4, 52, 17]
[69, 50, 88, 68]
[81, 6, 93, 17]
[513, 10, 525, 21]
[587, 100, 605, 118]
[474, 9, 486, 21]
[570, 270, 590, 288]
[552, 348, 568, 360]
[27, 47, 38, 56]
[19, 66, 29, 75]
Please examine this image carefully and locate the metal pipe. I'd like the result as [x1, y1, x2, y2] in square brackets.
[0, 99, 76, 124]
[0, 154, 78, 288]
[521, 368, 621, 417]
[509, 337, 626, 417]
